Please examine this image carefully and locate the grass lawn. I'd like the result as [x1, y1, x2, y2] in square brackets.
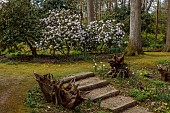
[0, 52, 170, 113]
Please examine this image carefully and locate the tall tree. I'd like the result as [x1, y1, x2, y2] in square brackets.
[87, 0, 95, 24]
[125, 0, 143, 55]
[155, 0, 159, 45]
[165, 0, 170, 51]
[0, 0, 41, 56]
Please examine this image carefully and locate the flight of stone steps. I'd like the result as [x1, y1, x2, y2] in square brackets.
[60, 72, 151, 113]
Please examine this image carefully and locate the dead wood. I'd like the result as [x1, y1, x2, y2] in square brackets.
[61, 72, 95, 83]
[34, 72, 55, 103]
[108, 54, 131, 78]
[34, 72, 86, 109]
[158, 65, 170, 82]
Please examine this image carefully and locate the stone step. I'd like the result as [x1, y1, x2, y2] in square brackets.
[75, 77, 101, 86]
[101, 95, 137, 113]
[122, 105, 152, 113]
[84, 85, 119, 101]
[78, 80, 109, 91]
[60, 72, 95, 83]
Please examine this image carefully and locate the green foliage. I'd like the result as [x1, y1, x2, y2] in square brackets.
[5, 51, 25, 58]
[97, 99, 102, 108]
[24, 86, 45, 108]
[74, 105, 83, 113]
[156, 59, 170, 65]
[85, 98, 92, 108]
[141, 13, 153, 33]
[103, 6, 130, 34]
[58, 105, 66, 112]
[136, 69, 151, 77]
[104, 47, 125, 54]
[32, 0, 78, 11]
[6, 61, 20, 65]
[97, 111, 108, 113]
[93, 61, 108, 79]
[129, 84, 170, 104]
[142, 32, 165, 49]
[129, 89, 140, 97]
[128, 75, 140, 88]
[155, 102, 170, 113]
[0, 0, 41, 56]
[129, 89, 148, 102]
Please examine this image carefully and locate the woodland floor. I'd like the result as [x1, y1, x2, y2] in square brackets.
[0, 52, 170, 113]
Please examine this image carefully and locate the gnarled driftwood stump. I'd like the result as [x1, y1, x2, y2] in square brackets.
[158, 65, 170, 82]
[34, 72, 86, 109]
[108, 54, 131, 78]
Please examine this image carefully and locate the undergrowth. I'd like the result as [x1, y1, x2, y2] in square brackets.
[24, 86, 110, 113]
[24, 86, 45, 113]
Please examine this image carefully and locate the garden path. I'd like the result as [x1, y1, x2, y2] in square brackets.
[62, 72, 152, 113]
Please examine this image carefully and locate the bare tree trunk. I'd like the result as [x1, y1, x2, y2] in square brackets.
[108, 0, 112, 11]
[165, 0, 170, 51]
[141, 0, 146, 11]
[80, 0, 83, 25]
[128, 0, 130, 10]
[99, 0, 103, 19]
[115, 0, 118, 10]
[25, 37, 37, 57]
[145, 0, 154, 12]
[155, 0, 159, 47]
[125, 0, 143, 55]
[123, 0, 126, 7]
[87, 0, 95, 24]
[95, 0, 98, 20]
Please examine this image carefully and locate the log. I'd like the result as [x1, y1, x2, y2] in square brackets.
[61, 72, 95, 83]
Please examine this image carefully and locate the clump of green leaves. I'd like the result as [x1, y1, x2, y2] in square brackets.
[129, 89, 148, 102]
[6, 61, 20, 65]
[24, 86, 45, 108]
[155, 102, 170, 113]
[97, 99, 102, 108]
[136, 69, 151, 77]
[93, 61, 108, 79]
[85, 98, 92, 108]
[156, 59, 170, 65]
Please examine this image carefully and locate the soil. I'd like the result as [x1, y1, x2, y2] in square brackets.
[0, 75, 35, 113]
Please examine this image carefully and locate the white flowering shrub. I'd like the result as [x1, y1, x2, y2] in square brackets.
[79, 20, 125, 53]
[37, 9, 125, 55]
[38, 9, 82, 55]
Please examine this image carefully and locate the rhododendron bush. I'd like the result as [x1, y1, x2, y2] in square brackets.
[37, 9, 126, 55]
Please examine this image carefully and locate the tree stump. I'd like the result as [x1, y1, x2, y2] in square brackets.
[108, 54, 131, 78]
[158, 65, 170, 82]
[34, 72, 86, 109]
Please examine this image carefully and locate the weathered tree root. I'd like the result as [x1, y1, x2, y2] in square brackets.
[34, 72, 86, 109]
[158, 65, 170, 82]
[108, 54, 131, 78]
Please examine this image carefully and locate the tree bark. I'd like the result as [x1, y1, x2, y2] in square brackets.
[80, 0, 83, 25]
[145, 0, 154, 12]
[25, 37, 37, 57]
[114, 0, 118, 10]
[125, 0, 143, 56]
[87, 0, 95, 24]
[165, 0, 170, 52]
[155, 0, 159, 46]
